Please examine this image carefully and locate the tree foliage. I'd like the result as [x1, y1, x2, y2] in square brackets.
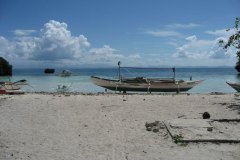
[219, 17, 240, 71]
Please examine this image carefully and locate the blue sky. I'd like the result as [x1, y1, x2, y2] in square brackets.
[0, 0, 239, 68]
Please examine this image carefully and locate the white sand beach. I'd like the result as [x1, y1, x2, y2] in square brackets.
[0, 93, 240, 160]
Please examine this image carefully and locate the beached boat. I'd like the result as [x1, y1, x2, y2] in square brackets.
[91, 76, 202, 92]
[0, 79, 27, 94]
[226, 82, 240, 92]
[91, 62, 202, 93]
[0, 82, 21, 90]
[0, 79, 27, 90]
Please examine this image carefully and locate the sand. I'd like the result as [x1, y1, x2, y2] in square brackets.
[0, 93, 240, 160]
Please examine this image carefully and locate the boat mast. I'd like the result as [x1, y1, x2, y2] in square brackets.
[118, 61, 121, 81]
[173, 67, 176, 81]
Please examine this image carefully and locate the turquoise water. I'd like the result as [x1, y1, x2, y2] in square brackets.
[1, 67, 240, 93]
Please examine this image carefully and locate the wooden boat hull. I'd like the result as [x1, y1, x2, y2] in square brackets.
[91, 76, 202, 92]
[0, 84, 21, 90]
[226, 82, 240, 92]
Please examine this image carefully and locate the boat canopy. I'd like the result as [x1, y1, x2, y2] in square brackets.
[117, 61, 176, 81]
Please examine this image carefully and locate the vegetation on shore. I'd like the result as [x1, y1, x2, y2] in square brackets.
[219, 17, 240, 72]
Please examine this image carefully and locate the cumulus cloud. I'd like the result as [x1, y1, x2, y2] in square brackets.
[35, 20, 91, 60]
[0, 20, 91, 61]
[0, 20, 138, 67]
[174, 35, 235, 59]
[0, 36, 9, 54]
[88, 45, 123, 63]
[90, 45, 117, 56]
[12, 29, 37, 36]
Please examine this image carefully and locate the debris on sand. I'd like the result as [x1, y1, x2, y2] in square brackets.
[145, 121, 165, 133]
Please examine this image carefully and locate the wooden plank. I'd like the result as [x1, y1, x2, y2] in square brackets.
[164, 119, 240, 143]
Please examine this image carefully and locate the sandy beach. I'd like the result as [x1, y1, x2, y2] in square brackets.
[0, 93, 240, 160]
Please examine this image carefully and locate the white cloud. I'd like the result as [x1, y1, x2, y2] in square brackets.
[1, 20, 91, 61]
[7, 37, 39, 59]
[166, 23, 201, 29]
[88, 45, 123, 63]
[174, 28, 238, 61]
[35, 20, 90, 60]
[205, 29, 235, 37]
[167, 41, 178, 47]
[90, 45, 116, 56]
[0, 20, 238, 67]
[144, 23, 201, 38]
[145, 30, 181, 37]
[127, 54, 141, 59]
[12, 29, 37, 36]
[0, 20, 145, 67]
[0, 36, 9, 54]
[185, 35, 197, 41]
[174, 35, 236, 59]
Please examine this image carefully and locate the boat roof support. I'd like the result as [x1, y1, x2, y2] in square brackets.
[117, 61, 176, 81]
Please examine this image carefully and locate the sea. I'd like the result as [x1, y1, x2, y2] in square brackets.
[1, 67, 240, 93]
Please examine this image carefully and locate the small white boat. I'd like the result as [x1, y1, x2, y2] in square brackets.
[226, 82, 240, 92]
[59, 70, 71, 77]
[56, 84, 71, 92]
[91, 62, 202, 93]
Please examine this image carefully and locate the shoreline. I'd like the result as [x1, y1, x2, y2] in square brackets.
[22, 91, 238, 96]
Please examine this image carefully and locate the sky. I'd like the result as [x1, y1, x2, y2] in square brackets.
[0, 0, 239, 68]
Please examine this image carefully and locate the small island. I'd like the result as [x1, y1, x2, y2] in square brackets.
[44, 68, 55, 74]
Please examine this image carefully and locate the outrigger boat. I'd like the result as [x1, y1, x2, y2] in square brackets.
[0, 79, 27, 94]
[0, 79, 27, 90]
[56, 84, 72, 92]
[91, 62, 202, 93]
[226, 82, 240, 92]
[59, 70, 71, 77]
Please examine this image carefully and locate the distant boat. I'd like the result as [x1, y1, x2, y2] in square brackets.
[56, 84, 71, 92]
[226, 82, 240, 92]
[91, 62, 202, 93]
[59, 70, 71, 77]
[44, 68, 55, 74]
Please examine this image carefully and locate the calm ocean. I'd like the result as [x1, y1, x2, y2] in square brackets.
[2, 67, 240, 93]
